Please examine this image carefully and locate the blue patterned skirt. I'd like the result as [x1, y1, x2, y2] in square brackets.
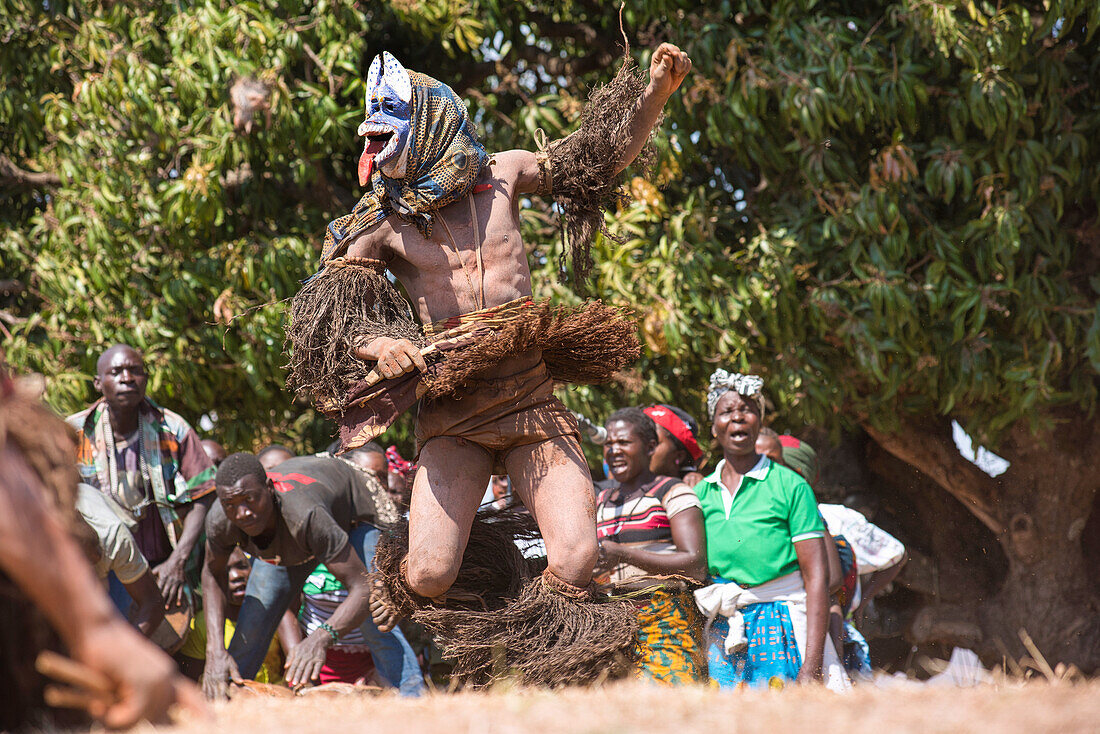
[706, 601, 802, 689]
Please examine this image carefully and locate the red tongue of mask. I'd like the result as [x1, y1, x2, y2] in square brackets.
[358, 138, 389, 186]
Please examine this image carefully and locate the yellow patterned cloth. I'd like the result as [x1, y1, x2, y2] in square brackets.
[179, 615, 285, 685]
[634, 587, 706, 684]
[319, 71, 488, 266]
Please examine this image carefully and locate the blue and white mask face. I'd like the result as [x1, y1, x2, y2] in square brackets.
[358, 51, 413, 185]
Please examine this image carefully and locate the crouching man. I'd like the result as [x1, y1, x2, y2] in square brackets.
[200, 452, 423, 698]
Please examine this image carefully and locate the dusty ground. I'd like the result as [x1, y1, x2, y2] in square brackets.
[142, 678, 1100, 734]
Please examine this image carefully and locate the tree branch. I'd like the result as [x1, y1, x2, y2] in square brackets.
[862, 415, 1004, 535]
[0, 155, 61, 189]
[0, 280, 26, 296]
[453, 45, 616, 96]
[301, 43, 337, 97]
[513, 43, 615, 79]
[524, 11, 602, 46]
[220, 162, 356, 214]
[451, 14, 623, 97]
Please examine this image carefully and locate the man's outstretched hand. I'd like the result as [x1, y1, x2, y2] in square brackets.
[201, 648, 242, 701]
[151, 556, 187, 607]
[283, 632, 329, 689]
[649, 42, 692, 97]
[369, 576, 400, 633]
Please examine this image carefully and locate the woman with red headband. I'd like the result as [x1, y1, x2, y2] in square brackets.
[642, 404, 705, 486]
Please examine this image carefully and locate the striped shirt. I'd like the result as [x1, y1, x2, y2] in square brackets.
[299, 565, 369, 651]
[596, 475, 701, 585]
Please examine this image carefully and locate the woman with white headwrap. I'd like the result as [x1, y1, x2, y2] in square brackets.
[691, 370, 850, 691]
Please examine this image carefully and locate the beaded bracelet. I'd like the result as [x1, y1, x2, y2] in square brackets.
[318, 621, 339, 643]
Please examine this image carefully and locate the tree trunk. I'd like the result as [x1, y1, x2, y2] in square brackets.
[979, 419, 1100, 671]
[863, 411, 1100, 672]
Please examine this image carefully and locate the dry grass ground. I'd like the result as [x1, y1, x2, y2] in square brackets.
[143, 678, 1100, 734]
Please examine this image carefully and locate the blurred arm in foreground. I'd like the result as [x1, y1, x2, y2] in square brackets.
[0, 369, 204, 729]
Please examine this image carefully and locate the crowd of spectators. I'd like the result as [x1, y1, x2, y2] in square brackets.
[5, 342, 908, 718]
[464, 367, 907, 690]
[588, 370, 907, 690]
[58, 344, 429, 698]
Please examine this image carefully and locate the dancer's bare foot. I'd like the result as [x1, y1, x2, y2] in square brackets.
[369, 575, 400, 632]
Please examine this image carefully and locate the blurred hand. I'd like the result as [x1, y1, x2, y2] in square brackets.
[795, 658, 824, 685]
[369, 576, 399, 633]
[594, 540, 621, 575]
[71, 619, 207, 727]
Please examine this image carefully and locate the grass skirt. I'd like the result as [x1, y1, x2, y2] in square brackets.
[286, 269, 639, 449]
[373, 508, 638, 687]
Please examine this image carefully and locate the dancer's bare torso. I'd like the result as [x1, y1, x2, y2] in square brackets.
[348, 44, 688, 384]
[346, 150, 540, 328]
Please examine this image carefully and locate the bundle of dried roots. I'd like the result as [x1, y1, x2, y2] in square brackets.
[419, 573, 638, 687]
[548, 57, 660, 286]
[285, 262, 424, 407]
[288, 273, 639, 415]
[421, 300, 639, 400]
[373, 507, 540, 618]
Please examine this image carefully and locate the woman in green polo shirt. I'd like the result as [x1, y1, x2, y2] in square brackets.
[692, 370, 850, 691]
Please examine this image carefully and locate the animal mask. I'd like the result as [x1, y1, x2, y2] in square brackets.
[358, 51, 413, 185]
[318, 63, 489, 267]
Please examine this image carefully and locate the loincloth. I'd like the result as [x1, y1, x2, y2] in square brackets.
[415, 356, 579, 473]
[335, 297, 638, 452]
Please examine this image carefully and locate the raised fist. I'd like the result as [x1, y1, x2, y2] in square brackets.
[649, 43, 692, 96]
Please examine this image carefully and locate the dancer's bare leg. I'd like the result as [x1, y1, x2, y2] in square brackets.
[505, 435, 598, 588]
[404, 437, 494, 599]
